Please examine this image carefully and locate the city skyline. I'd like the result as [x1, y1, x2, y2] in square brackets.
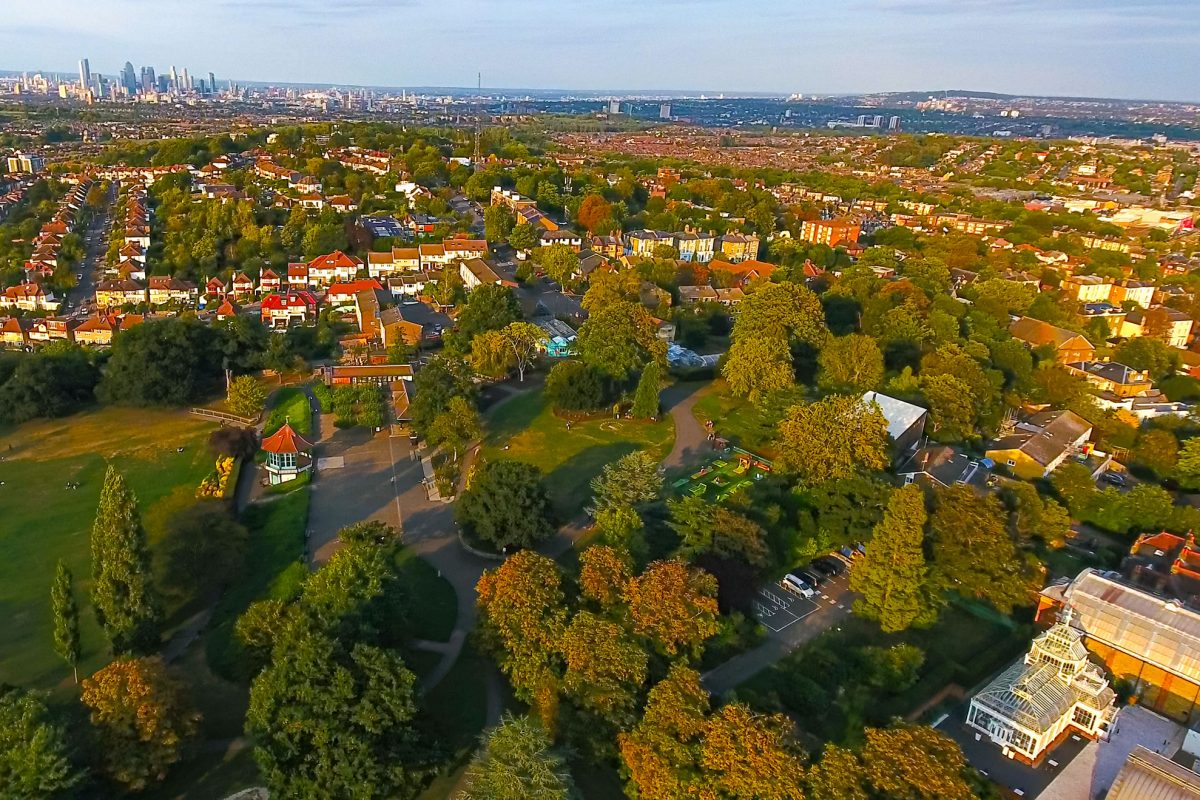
[2, 0, 1199, 103]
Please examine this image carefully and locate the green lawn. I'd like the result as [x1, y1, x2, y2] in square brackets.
[481, 390, 675, 516]
[690, 380, 780, 458]
[0, 407, 218, 691]
[264, 386, 312, 436]
[395, 549, 458, 643]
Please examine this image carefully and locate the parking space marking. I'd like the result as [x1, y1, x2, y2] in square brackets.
[753, 586, 820, 633]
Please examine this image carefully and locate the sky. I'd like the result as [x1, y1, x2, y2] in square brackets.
[2, 0, 1198, 101]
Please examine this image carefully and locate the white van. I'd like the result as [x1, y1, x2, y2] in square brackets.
[782, 574, 815, 598]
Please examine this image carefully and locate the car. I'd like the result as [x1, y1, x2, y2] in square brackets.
[75, 273, 83, 280]
[1103, 472, 1126, 486]
[782, 574, 815, 598]
[793, 568, 823, 588]
[812, 556, 846, 577]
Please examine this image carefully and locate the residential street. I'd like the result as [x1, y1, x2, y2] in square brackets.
[66, 179, 116, 315]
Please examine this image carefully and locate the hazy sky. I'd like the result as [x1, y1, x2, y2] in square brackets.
[2, 0, 1197, 101]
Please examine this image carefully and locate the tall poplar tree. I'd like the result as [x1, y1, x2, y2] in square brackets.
[50, 560, 81, 683]
[91, 465, 161, 654]
[850, 484, 930, 633]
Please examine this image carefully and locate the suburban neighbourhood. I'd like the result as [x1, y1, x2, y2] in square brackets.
[4, 33, 1200, 800]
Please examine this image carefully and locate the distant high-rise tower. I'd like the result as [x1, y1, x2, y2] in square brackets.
[608, 99, 621, 115]
[122, 61, 137, 93]
[888, 115, 901, 132]
[78, 58, 91, 91]
[659, 103, 671, 120]
[181, 68, 191, 92]
[141, 66, 156, 92]
[169, 65, 178, 90]
[209, 72, 216, 94]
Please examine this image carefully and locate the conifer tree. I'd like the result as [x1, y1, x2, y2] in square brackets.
[50, 560, 81, 683]
[631, 362, 662, 419]
[850, 484, 930, 633]
[91, 465, 161, 654]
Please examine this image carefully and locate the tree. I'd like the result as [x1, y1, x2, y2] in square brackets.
[576, 300, 666, 381]
[722, 335, 795, 403]
[0, 344, 99, 425]
[805, 744, 869, 800]
[850, 485, 930, 633]
[476, 552, 568, 726]
[500, 322, 546, 382]
[624, 560, 720, 658]
[1177, 436, 1200, 491]
[818, 334, 884, 394]
[484, 204, 517, 243]
[582, 267, 641, 313]
[579, 545, 632, 609]
[920, 373, 976, 442]
[860, 725, 974, 800]
[226, 375, 267, 419]
[541, 244, 581, 288]
[619, 664, 710, 800]
[81, 657, 199, 791]
[455, 283, 522, 346]
[700, 704, 806, 800]
[98, 318, 223, 406]
[928, 486, 1033, 613]
[545, 360, 605, 411]
[160, 504, 248, 601]
[50, 561, 81, 683]
[1114, 337, 1177, 379]
[730, 282, 827, 348]
[774, 395, 890, 484]
[410, 354, 474, 435]
[590, 450, 663, 512]
[0, 687, 83, 799]
[457, 459, 555, 551]
[91, 466, 161, 654]
[669, 499, 770, 568]
[576, 194, 613, 233]
[561, 611, 648, 720]
[593, 505, 648, 559]
[427, 396, 481, 465]
[247, 631, 426, 800]
[631, 362, 662, 419]
[1134, 428, 1179, 479]
[461, 714, 576, 800]
[508, 222, 540, 253]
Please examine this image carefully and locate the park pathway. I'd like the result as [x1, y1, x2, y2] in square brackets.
[660, 381, 710, 471]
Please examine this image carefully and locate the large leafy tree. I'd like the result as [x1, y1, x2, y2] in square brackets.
[455, 283, 522, 348]
[774, 395, 890, 484]
[576, 300, 666, 380]
[81, 657, 198, 791]
[0, 687, 83, 799]
[631, 361, 662, 419]
[818, 333, 884, 394]
[561, 611, 648, 721]
[91, 466, 161, 654]
[460, 714, 577, 800]
[850, 485, 930, 633]
[50, 560, 81, 683]
[730, 282, 827, 348]
[409, 354, 475, 435]
[860, 725, 975, 800]
[928, 485, 1035, 613]
[540, 244, 581, 288]
[476, 551, 569, 727]
[0, 343, 99, 425]
[545, 360, 606, 411]
[618, 664, 711, 800]
[226, 374, 268, 419]
[579, 545, 633, 609]
[590, 450, 663, 513]
[457, 459, 555, 551]
[623, 560, 720, 658]
[722, 334, 795, 402]
[426, 395, 481, 463]
[98, 317, 223, 406]
[700, 704, 807, 800]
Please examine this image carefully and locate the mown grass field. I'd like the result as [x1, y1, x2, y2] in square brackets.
[263, 386, 312, 436]
[689, 380, 781, 459]
[481, 389, 674, 516]
[0, 407, 217, 691]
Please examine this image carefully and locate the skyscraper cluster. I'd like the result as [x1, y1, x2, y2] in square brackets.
[74, 56, 222, 99]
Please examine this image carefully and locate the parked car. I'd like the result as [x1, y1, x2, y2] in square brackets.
[797, 568, 824, 588]
[812, 556, 846, 577]
[782, 573, 816, 598]
[1103, 471, 1126, 487]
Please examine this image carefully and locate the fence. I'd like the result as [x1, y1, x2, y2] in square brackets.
[189, 407, 258, 426]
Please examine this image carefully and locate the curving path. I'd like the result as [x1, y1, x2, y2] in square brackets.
[661, 381, 711, 471]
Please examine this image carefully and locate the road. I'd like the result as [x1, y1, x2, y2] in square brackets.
[66, 179, 116, 316]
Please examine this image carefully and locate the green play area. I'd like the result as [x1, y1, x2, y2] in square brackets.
[670, 446, 773, 503]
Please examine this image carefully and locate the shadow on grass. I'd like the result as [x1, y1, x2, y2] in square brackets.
[543, 442, 642, 518]
[483, 390, 545, 444]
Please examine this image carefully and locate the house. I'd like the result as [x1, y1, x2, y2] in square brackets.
[406, 214, 442, 235]
[678, 285, 719, 305]
[147, 276, 197, 307]
[540, 230, 584, 251]
[95, 279, 147, 308]
[232, 272, 255, 296]
[443, 238, 490, 262]
[367, 248, 422, 278]
[1110, 280, 1155, 309]
[711, 259, 776, 287]
[327, 279, 385, 308]
[359, 215, 408, 240]
[259, 268, 281, 295]
[287, 263, 309, 289]
[260, 422, 313, 486]
[1064, 361, 1153, 398]
[674, 230, 716, 263]
[718, 233, 760, 263]
[1, 282, 58, 312]
[320, 363, 415, 386]
[418, 243, 449, 266]
[73, 314, 119, 346]
[897, 445, 989, 488]
[862, 391, 928, 457]
[1121, 307, 1194, 349]
[205, 276, 227, 299]
[1062, 274, 1113, 303]
[715, 287, 745, 305]
[590, 235, 623, 259]
[297, 192, 325, 211]
[215, 298, 239, 321]
[28, 317, 77, 344]
[307, 250, 363, 286]
[327, 194, 357, 213]
[1009, 317, 1095, 363]
[380, 301, 448, 347]
[966, 623, 1114, 764]
[0, 316, 32, 348]
[261, 290, 318, 329]
[986, 410, 1092, 480]
[459, 258, 503, 291]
